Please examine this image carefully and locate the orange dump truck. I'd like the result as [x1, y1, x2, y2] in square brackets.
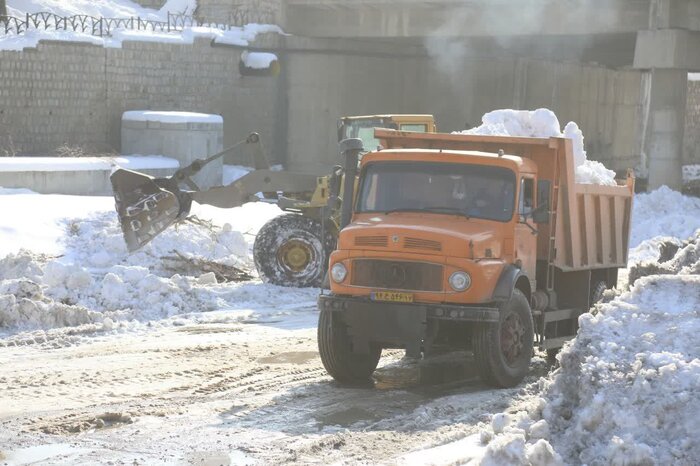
[318, 129, 634, 388]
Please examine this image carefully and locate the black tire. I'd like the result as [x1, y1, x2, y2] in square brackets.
[317, 309, 382, 384]
[473, 289, 534, 388]
[253, 214, 335, 288]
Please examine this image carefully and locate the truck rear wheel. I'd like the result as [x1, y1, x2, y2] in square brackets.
[473, 289, 534, 388]
[253, 214, 335, 288]
[317, 309, 382, 385]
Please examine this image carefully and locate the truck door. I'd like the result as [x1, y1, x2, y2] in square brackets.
[515, 176, 537, 285]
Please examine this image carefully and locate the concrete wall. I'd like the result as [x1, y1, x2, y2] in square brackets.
[284, 39, 648, 175]
[0, 39, 281, 165]
[0, 165, 175, 196]
[195, 0, 283, 26]
[686, 80, 700, 165]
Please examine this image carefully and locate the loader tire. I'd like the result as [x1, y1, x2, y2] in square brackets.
[318, 309, 381, 385]
[473, 289, 534, 388]
[254, 214, 335, 288]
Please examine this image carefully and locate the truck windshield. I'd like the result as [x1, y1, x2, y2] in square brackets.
[356, 162, 516, 222]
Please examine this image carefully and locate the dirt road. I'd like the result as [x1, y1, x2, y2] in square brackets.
[0, 303, 547, 465]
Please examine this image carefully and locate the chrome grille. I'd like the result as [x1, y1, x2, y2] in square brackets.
[351, 259, 443, 291]
[403, 237, 442, 252]
[355, 235, 388, 247]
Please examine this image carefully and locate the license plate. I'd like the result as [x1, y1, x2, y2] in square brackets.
[370, 291, 414, 303]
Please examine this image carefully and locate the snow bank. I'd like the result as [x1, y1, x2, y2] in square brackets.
[0, 188, 293, 333]
[457, 109, 617, 186]
[464, 235, 700, 465]
[630, 186, 700, 249]
[122, 111, 223, 125]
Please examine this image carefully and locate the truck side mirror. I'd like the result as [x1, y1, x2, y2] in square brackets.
[535, 180, 551, 224]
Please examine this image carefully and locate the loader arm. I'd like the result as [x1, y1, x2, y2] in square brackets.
[111, 132, 318, 252]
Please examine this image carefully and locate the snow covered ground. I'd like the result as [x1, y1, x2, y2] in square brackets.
[0, 183, 698, 465]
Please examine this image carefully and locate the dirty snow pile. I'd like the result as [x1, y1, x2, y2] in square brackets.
[469, 234, 700, 466]
[628, 185, 700, 256]
[0, 188, 314, 334]
[457, 109, 617, 186]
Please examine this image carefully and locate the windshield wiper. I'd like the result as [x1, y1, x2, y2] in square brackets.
[383, 208, 425, 215]
[421, 206, 471, 218]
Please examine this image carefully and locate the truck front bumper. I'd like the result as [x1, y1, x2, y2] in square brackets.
[317, 294, 500, 357]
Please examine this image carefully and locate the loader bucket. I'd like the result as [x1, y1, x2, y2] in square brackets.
[110, 169, 184, 252]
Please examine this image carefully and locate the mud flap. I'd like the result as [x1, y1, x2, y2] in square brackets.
[110, 169, 186, 252]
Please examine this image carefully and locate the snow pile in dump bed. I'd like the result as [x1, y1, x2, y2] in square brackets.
[0, 188, 304, 332]
[457, 109, 617, 186]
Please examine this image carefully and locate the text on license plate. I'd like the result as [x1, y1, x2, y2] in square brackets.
[370, 291, 414, 303]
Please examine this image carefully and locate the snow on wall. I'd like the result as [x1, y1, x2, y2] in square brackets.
[122, 111, 223, 124]
[457, 109, 617, 186]
[241, 51, 278, 69]
[6, 0, 196, 21]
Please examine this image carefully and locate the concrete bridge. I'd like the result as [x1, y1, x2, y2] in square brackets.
[280, 0, 700, 189]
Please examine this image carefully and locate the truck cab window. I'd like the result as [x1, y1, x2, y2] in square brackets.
[519, 177, 534, 217]
[399, 124, 427, 132]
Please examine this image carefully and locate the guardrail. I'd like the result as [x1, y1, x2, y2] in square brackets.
[0, 9, 275, 36]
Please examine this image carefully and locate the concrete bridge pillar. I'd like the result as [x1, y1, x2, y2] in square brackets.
[640, 69, 687, 190]
[633, 0, 700, 190]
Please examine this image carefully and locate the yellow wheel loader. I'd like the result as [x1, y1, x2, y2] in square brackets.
[110, 115, 436, 287]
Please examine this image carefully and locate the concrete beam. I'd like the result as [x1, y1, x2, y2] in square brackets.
[286, 0, 654, 38]
[634, 29, 700, 70]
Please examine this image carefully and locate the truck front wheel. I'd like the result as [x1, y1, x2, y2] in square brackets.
[473, 289, 534, 388]
[317, 309, 382, 385]
[253, 214, 335, 288]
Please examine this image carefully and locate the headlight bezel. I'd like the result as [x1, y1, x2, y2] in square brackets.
[331, 262, 347, 283]
[448, 271, 471, 291]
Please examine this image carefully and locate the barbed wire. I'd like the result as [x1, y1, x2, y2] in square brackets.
[0, 9, 276, 36]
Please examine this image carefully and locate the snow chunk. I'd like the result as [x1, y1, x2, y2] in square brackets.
[458, 109, 617, 185]
[241, 51, 278, 69]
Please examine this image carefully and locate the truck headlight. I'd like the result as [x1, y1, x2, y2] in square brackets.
[331, 263, 347, 283]
[449, 271, 471, 291]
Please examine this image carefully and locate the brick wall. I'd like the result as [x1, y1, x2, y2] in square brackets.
[0, 39, 281, 164]
[685, 80, 700, 165]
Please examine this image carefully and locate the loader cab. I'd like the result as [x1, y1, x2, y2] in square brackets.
[337, 115, 436, 154]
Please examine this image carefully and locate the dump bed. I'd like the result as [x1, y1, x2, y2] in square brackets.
[374, 129, 634, 271]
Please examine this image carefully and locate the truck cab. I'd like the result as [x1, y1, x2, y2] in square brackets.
[318, 129, 633, 388]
